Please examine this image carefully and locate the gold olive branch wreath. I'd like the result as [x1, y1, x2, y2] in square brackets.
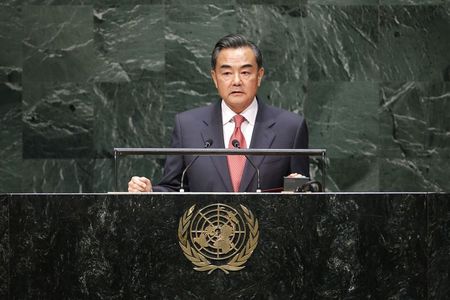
[178, 204, 259, 274]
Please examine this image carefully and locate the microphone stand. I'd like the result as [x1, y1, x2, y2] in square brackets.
[180, 139, 213, 192]
[232, 140, 261, 193]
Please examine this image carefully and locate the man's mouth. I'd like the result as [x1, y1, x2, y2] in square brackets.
[230, 91, 244, 95]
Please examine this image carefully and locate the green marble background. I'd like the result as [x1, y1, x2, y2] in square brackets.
[1, 1, 449, 192]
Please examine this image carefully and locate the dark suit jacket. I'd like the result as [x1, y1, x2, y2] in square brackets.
[153, 99, 309, 192]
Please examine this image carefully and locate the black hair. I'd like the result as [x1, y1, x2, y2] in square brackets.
[211, 34, 263, 69]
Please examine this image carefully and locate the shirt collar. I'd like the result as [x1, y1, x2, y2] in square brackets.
[221, 97, 258, 126]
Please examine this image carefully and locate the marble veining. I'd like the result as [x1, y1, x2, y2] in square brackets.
[0, 2, 450, 192]
[380, 82, 450, 159]
[306, 5, 379, 81]
[379, 5, 450, 81]
[22, 82, 94, 158]
[93, 5, 165, 82]
[0, 82, 22, 192]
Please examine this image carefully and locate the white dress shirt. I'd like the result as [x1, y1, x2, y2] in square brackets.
[221, 98, 258, 148]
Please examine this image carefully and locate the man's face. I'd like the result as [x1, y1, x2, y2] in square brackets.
[211, 47, 264, 113]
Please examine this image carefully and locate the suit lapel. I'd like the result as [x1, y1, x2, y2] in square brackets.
[201, 101, 233, 192]
[240, 100, 276, 192]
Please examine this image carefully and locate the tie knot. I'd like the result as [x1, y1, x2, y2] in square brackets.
[233, 114, 245, 128]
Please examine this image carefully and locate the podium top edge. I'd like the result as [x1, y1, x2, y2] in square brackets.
[113, 148, 326, 156]
[2, 192, 447, 196]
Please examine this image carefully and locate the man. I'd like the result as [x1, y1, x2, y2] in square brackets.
[128, 34, 309, 192]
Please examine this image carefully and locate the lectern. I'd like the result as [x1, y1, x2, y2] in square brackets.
[1, 193, 449, 298]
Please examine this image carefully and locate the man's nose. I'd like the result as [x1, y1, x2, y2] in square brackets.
[232, 73, 242, 85]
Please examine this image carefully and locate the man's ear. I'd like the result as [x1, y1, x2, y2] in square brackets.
[257, 67, 265, 87]
[211, 70, 218, 88]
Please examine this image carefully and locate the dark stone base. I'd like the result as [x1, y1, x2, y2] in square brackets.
[1, 193, 449, 299]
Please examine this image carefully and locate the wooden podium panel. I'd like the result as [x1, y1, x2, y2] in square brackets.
[0, 193, 449, 299]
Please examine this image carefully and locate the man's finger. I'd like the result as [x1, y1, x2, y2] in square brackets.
[131, 177, 147, 189]
[140, 177, 151, 184]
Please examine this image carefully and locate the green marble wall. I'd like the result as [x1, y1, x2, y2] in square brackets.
[1, 1, 449, 192]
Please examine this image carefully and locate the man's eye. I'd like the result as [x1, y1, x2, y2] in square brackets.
[223, 72, 232, 76]
[242, 71, 250, 75]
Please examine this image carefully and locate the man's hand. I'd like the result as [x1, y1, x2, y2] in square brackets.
[128, 176, 153, 192]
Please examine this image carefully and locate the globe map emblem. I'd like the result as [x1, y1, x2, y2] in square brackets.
[189, 203, 247, 260]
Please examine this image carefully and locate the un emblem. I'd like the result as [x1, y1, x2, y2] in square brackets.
[178, 203, 259, 274]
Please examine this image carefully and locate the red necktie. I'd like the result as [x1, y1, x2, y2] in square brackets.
[227, 115, 247, 192]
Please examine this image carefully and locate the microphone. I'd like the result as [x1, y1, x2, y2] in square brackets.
[231, 139, 261, 193]
[180, 139, 213, 192]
